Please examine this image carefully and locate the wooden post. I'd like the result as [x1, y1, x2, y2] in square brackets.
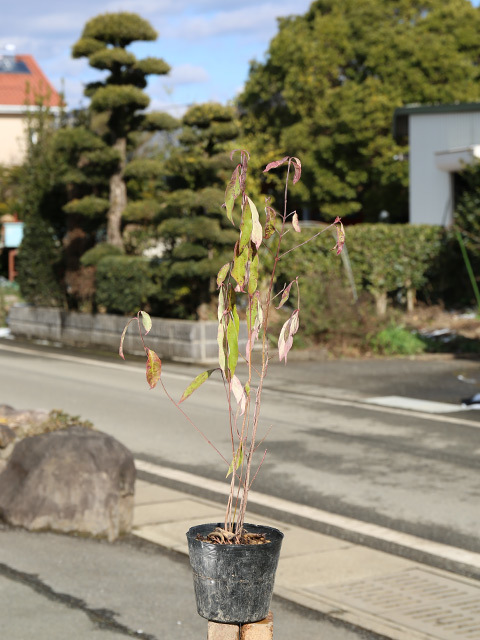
[8, 249, 18, 282]
[207, 612, 273, 640]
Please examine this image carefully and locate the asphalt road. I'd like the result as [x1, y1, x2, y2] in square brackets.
[0, 526, 375, 640]
[1, 340, 479, 559]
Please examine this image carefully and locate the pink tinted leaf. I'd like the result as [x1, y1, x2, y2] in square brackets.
[230, 375, 247, 415]
[179, 369, 215, 403]
[139, 310, 152, 335]
[276, 281, 294, 310]
[217, 262, 230, 288]
[333, 217, 345, 255]
[146, 349, 162, 389]
[291, 157, 302, 184]
[292, 211, 301, 232]
[118, 317, 136, 360]
[263, 156, 289, 174]
[278, 310, 300, 363]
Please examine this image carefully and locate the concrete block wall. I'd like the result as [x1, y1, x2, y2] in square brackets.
[7, 306, 246, 364]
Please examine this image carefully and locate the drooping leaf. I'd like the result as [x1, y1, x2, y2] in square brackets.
[230, 374, 247, 415]
[223, 164, 241, 225]
[246, 293, 262, 357]
[292, 212, 301, 233]
[232, 243, 249, 289]
[247, 197, 262, 250]
[146, 349, 162, 389]
[265, 206, 277, 239]
[263, 156, 289, 174]
[278, 309, 300, 363]
[276, 280, 294, 310]
[247, 249, 259, 295]
[217, 322, 228, 373]
[179, 369, 216, 403]
[118, 317, 135, 360]
[217, 262, 231, 288]
[227, 312, 239, 379]
[218, 287, 226, 322]
[226, 442, 244, 478]
[239, 199, 253, 252]
[333, 216, 345, 255]
[291, 157, 302, 184]
[140, 310, 152, 334]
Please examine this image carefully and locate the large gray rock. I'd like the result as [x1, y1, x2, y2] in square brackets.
[0, 426, 135, 541]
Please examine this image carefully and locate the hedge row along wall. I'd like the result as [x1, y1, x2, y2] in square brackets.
[86, 224, 472, 320]
[274, 223, 467, 317]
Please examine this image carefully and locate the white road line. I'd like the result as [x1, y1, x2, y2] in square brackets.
[0, 343, 190, 382]
[135, 459, 480, 571]
[269, 388, 480, 430]
[2, 342, 480, 429]
[366, 395, 463, 414]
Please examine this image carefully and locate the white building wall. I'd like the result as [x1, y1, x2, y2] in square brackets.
[409, 112, 480, 226]
[0, 114, 26, 165]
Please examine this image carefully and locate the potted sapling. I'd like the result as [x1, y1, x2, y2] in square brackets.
[119, 151, 345, 624]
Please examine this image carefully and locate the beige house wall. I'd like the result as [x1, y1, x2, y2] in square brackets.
[0, 114, 27, 166]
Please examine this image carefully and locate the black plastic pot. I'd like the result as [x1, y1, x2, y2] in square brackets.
[186, 522, 284, 624]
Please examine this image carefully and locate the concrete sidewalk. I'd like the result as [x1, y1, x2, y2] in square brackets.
[133, 476, 480, 640]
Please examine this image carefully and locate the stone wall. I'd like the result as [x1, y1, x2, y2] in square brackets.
[7, 306, 244, 363]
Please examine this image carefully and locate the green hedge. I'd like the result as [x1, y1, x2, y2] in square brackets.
[95, 255, 156, 315]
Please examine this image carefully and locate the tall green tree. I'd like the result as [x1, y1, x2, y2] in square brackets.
[238, 0, 480, 222]
[155, 103, 240, 318]
[72, 12, 173, 247]
[16, 107, 66, 306]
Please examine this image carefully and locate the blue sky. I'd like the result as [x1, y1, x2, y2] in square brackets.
[0, 1, 313, 115]
[1, 1, 479, 116]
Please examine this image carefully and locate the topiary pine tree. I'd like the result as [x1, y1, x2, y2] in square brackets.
[155, 103, 240, 318]
[72, 12, 173, 247]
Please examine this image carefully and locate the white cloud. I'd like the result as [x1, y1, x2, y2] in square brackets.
[167, 63, 210, 85]
[169, 2, 307, 40]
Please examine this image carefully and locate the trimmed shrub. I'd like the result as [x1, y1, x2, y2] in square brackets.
[80, 243, 123, 267]
[95, 255, 155, 315]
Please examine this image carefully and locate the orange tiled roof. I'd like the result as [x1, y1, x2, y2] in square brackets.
[0, 54, 62, 108]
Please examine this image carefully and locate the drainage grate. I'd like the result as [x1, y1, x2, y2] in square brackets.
[314, 568, 480, 639]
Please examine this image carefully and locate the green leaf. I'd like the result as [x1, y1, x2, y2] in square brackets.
[226, 442, 244, 478]
[217, 322, 228, 373]
[227, 313, 239, 379]
[139, 310, 152, 334]
[246, 293, 258, 333]
[247, 197, 263, 249]
[248, 249, 259, 295]
[179, 369, 216, 403]
[239, 199, 253, 252]
[232, 243, 249, 289]
[146, 349, 162, 389]
[224, 165, 241, 225]
[218, 287, 226, 322]
[265, 206, 277, 239]
[217, 262, 231, 288]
